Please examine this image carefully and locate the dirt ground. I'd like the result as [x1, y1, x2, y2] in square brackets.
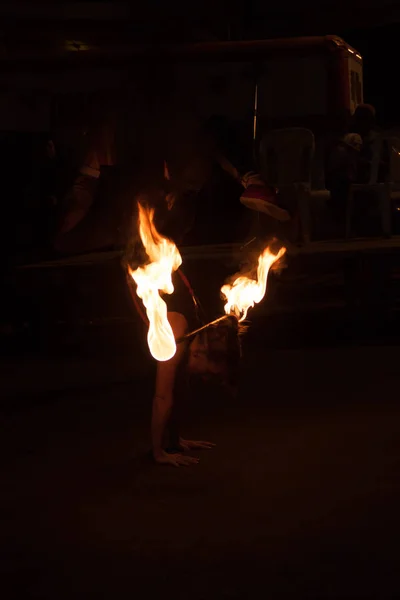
[2, 336, 400, 599]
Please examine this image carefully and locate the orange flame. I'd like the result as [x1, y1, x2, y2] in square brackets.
[221, 245, 286, 321]
[129, 203, 182, 361]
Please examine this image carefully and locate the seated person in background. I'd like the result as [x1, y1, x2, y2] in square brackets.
[326, 132, 361, 224]
[326, 104, 390, 226]
[349, 103, 389, 184]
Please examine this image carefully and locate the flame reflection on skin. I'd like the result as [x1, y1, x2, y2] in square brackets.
[221, 245, 286, 321]
[129, 203, 182, 362]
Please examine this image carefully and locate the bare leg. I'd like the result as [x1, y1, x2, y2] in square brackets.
[152, 311, 199, 467]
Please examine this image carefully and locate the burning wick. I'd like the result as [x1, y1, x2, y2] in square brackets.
[128, 203, 182, 362]
[221, 245, 286, 321]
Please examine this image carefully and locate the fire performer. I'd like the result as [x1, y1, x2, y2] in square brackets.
[122, 115, 289, 467]
[125, 161, 285, 467]
[125, 195, 243, 467]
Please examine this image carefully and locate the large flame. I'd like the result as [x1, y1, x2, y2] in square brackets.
[221, 245, 286, 321]
[129, 203, 182, 361]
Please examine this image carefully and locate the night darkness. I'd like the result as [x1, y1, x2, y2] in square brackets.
[2, 3, 400, 600]
[340, 23, 398, 125]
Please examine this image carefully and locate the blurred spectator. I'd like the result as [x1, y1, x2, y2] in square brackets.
[326, 104, 390, 228]
[182, 115, 289, 245]
[57, 118, 115, 235]
[349, 103, 390, 183]
[54, 115, 118, 254]
[326, 132, 361, 225]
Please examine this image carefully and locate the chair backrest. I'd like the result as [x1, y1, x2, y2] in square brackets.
[259, 127, 315, 186]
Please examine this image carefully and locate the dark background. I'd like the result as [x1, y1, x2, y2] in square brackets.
[0, 1, 398, 124]
[2, 5, 400, 600]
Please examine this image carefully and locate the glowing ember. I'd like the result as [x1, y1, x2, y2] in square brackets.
[129, 203, 182, 361]
[221, 245, 286, 321]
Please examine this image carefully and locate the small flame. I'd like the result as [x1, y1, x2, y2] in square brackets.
[221, 245, 286, 321]
[129, 203, 182, 361]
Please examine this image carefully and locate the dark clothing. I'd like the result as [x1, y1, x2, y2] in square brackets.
[163, 270, 199, 332]
[202, 115, 254, 175]
[153, 191, 197, 246]
[325, 141, 356, 224]
[185, 165, 253, 246]
[358, 130, 390, 184]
